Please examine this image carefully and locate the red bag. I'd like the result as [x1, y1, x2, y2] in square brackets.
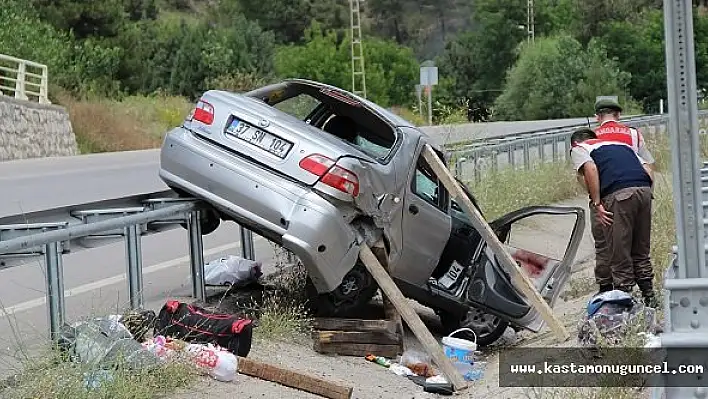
[155, 300, 253, 357]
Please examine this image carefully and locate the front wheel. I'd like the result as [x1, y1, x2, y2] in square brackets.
[305, 262, 379, 317]
[439, 307, 509, 347]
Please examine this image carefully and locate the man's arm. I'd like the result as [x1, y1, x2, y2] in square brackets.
[582, 162, 602, 206]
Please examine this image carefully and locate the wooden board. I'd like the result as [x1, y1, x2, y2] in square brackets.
[313, 341, 402, 358]
[313, 330, 402, 345]
[421, 144, 570, 342]
[312, 318, 398, 333]
[237, 356, 353, 399]
[358, 243, 470, 392]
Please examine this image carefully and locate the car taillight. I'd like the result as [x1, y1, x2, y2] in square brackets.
[192, 99, 214, 125]
[299, 154, 360, 197]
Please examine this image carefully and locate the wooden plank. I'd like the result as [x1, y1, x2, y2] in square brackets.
[372, 241, 405, 349]
[421, 144, 570, 342]
[237, 356, 353, 399]
[313, 330, 402, 345]
[312, 318, 398, 333]
[358, 243, 470, 391]
[313, 341, 403, 358]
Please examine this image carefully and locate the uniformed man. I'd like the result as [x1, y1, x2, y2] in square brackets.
[587, 98, 655, 294]
[570, 127, 657, 308]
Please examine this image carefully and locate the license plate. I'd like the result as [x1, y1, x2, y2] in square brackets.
[438, 262, 465, 290]
[225, 118, 292, 159]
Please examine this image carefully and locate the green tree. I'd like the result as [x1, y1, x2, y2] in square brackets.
[438, 0, 527, 110]
[494, 34, 630, 120]
[274, 22, 418, 107]
[30, 0, 128, 39]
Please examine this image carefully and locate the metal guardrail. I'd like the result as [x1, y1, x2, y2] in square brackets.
[0, 53, 50, 104]
[448, 112, 708, 182]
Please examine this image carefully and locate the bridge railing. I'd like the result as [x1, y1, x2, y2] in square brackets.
[0, 53, 50, 104]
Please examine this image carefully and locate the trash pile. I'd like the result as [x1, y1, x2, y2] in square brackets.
[57, 300, 254, 390]
[364, 328, 486, 396]
[577, 289, 661, 349]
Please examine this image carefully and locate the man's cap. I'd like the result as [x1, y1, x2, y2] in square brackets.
[594, 98, 622, 113]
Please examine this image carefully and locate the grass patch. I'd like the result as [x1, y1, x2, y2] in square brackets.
[252, 245, 313, 341]
[467, 161, 585, 220]
[3, 349, 197, 399]
[55, 90, 192, 154]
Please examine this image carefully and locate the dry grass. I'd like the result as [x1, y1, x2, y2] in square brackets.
[3, 350, 197, 399]
[54, 90, 192, 154]
[467, 161, 585, 220]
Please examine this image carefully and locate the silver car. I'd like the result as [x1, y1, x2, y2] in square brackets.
[159, 79, 585, 346]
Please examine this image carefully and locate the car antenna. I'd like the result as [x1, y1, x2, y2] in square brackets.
[586, 116, 591, 128]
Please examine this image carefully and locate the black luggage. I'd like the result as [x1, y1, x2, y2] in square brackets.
[155, 300, 253, 357]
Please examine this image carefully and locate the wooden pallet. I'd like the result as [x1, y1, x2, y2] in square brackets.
[312, 243, 405, 359]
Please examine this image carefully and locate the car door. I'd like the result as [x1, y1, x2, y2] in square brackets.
[485, 205, 586, 332]
[395, 144, 452, 287]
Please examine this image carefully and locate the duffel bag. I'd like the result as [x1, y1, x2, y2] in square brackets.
[155, 300, 253, 357]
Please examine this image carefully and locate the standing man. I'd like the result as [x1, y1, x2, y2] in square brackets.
[570, 127, 657, 307]
[588, 98, 656, 294]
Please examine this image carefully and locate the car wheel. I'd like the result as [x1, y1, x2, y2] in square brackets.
[171, 188, 222, 235]
[305, 261, 379, 317]
[440, 307, 509, 347]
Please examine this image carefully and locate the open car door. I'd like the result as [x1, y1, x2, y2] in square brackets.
[485, 205, 586, 333]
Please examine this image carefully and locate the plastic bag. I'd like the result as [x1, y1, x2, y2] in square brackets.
[400, 349, 435, 377]
[204, 255, 263, 287]
[187, 343, 238, 382]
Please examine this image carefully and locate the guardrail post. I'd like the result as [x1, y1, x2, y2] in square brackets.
[188, 211, 206, 301]
[551, 136, 559, 162]
[39, 65, 49, 104]
[538, 137, 545, 165]
[522, 140, 530, 169]
[14, 61, 27, 101]
[124, 224, 143, 309]
[508, 145, 516, 169]
[43, 241, 64, 340]
[240, 226, 255, 261]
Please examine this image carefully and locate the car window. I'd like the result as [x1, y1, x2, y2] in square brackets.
[412, 157, 447, 211]
[273, 94, 321, 120]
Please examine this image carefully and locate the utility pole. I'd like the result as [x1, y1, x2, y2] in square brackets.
[350, 0, 367, 98]
[659, 0, 707, 397]
[526, 0, 535, 42]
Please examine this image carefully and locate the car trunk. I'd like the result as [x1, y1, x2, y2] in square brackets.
[183, 90, 373, 186]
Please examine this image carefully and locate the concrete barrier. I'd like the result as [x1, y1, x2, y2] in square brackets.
[0, 96, 78, 161]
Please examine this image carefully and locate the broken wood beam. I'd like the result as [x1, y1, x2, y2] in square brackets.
[358, 242, 470, 392]
[421, 144, 570, 342]
[237, 356, 353, 399]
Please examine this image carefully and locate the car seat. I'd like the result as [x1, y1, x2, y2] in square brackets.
[323, 115, 358, 143]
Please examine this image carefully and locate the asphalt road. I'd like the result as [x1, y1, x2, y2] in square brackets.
[0, 116, 594, 374]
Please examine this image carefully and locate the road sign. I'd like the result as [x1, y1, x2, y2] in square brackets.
[420, 61, 438, 87]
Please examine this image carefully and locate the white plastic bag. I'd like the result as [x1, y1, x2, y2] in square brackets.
[187, 343, 238, 382]
[204, 255, 263, 287]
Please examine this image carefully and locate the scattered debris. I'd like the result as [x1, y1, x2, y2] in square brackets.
[204, 255, 263, 287]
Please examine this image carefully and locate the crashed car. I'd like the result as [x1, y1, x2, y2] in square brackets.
[159, 79, 585, 346]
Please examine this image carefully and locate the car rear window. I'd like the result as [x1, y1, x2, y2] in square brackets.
[273, 94, 321, 120]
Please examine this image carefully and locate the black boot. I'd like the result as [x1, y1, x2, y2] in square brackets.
[637, 279, 658, 308]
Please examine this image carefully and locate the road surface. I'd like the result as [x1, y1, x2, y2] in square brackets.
[0, 116, 596, 375]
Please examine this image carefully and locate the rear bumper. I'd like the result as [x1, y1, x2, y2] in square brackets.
[159, 127, 360, 292]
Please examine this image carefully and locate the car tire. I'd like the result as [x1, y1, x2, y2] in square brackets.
[169, 187, 222, 235]
[439, 307, 509, 347]
[305, 261, 379, 318]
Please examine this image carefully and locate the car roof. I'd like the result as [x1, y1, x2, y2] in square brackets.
[245, 78, 441, 152]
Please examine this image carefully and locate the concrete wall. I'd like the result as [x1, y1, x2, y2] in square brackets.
[0, 96, 78, 161]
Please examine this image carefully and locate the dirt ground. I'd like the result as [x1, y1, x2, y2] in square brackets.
[172, 195, 625, 399]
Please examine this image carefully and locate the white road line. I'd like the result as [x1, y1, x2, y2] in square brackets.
[0, 240, 255, 317]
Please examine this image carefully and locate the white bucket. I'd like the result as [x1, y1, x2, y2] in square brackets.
[442, 328, 479, 381]
[442, 328, 477, 363]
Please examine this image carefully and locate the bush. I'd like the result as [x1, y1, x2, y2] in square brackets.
[494, 34, 631, 121]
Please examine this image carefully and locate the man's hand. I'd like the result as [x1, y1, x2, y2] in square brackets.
[595, 203, 613, 226]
